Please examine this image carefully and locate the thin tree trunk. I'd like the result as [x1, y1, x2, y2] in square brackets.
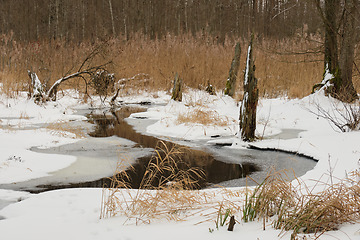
[82, 0, 85, 41]
[108, 0, 116, 37]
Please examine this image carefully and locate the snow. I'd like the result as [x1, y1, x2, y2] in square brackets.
[0, 88, 360, 239]
[320, 63, 335, 89]
[244, 44, 252, 86]
[29, 71, 43, 96]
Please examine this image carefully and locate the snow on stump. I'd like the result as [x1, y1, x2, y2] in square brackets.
[224, 42, 241, 97]
[239, 37, 258, 142]
[205, 80, 216, 95]
[171, 73, 183, 102]
[27, 70, 44, 103]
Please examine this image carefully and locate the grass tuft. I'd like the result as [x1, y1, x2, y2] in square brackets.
[176, 107, 234, 127]
[100, 140, 212, 223]
[242, 170, 360, 236]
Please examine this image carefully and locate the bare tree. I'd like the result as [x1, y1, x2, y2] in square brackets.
[314, 0, 358, 102]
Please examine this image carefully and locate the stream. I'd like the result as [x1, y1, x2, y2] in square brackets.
[0, 105, 317, 193]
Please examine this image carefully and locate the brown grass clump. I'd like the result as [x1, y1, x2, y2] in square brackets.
[243, 170, 360, 237]
[176, 108, 234, 127]
[100, 141, 212, 223]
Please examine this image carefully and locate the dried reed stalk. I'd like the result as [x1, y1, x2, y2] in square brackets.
[100, 141, 211, 223]
[1, 33, 349, 99]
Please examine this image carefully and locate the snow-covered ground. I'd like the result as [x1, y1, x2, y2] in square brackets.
[0, 88, 359, 239]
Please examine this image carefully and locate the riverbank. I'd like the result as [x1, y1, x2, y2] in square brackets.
[0, 89, 359, 239]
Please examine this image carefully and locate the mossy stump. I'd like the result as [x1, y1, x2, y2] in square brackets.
[171, 73, 183, 101]
[224, 42, 241, 97]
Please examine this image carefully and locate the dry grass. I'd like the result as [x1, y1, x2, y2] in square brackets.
[45, 121, 88, 138]
[243, 170, 360, 237]
[1, 33, 348, 99]
[101, 140, 360, 236]
[176, 108, 234, 127]
[100, 141, 212, 223]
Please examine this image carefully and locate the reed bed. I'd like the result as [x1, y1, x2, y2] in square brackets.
[101, 139, 360, 238]
[0, 33, 343, 99]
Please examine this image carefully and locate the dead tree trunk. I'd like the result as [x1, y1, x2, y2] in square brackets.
[239, 37, 258, 142]
[224, 42, 241, 97]
[28, 70, 44, 103]
[171, 73, 183, 101]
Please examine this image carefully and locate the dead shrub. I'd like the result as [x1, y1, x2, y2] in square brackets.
[90, 70, 115, 101]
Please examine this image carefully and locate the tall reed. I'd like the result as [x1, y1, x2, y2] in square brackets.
[0, 33, 346, 99]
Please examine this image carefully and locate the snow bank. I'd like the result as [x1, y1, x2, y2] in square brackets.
[0, 89, 360, 239]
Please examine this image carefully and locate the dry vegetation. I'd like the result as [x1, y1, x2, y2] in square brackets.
[100, 141, 210, 223]
[100, 140, 246, 225]
[243, 170, 360, 238]
[2, 33, 358, 100]
[45, 121, 88, 138]
[177, 108, 234, 127]
[101, 140, 360, 237]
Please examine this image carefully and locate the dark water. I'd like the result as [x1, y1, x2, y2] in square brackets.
[0, 105, 317, 194]
[83, 107, 259, 190]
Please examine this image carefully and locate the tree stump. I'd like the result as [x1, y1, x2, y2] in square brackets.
[171, 73, 183, 101]
[239, 37, 258, 142]
[205, 80, 216, 95]
[27, 70, 44, 103]
[224, 42, 241, 97]
[227, 216, 236, 231]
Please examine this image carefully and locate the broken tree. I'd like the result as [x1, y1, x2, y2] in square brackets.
[239, 37, 258, 142]
[28, 45, 112, 103]
[224, 42, 241, 97]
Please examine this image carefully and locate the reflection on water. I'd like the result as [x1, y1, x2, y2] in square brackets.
[86, 107, 259, 189]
